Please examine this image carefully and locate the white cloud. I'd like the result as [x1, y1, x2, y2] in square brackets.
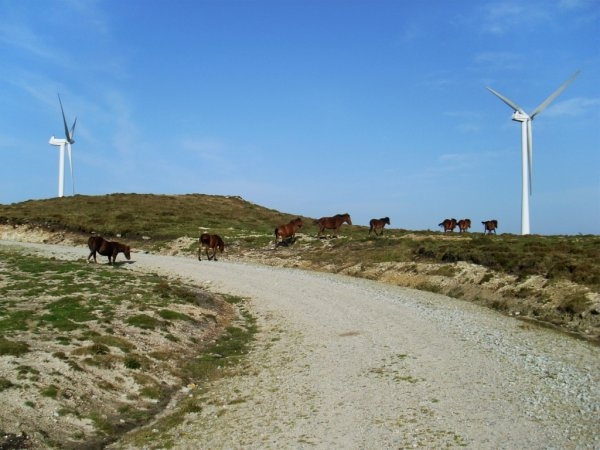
[478, 2, 551, 35]
[474, 51, 524, 71]
[543, 97, 600, 117]
[444, 111, 481, 133]
[559, 0, 595, 10]
[181, 137, 240, 176]
[0, 22, 65, 62]
[444, 111, 482, 119]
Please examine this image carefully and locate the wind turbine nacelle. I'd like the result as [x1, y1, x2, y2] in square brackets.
[49, 136, 67, 145]
[511, 111, 530, 123]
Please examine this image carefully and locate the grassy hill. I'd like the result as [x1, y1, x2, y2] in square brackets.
[1, 193, 598, 289]
[0, 193, 298, 241]
[1, 193, 599, 341]
[0, 193, 598, 447]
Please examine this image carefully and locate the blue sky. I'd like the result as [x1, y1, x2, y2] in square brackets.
[1, 0, 598, 235]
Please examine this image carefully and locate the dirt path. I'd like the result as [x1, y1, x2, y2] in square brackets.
[6, 242, 600, 449]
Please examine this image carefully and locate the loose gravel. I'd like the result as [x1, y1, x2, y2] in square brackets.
[5, 241, 599, 449]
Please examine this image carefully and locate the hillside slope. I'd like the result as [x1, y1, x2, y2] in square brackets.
[2, 241, 598, 449]
[1, 194, 599, 342]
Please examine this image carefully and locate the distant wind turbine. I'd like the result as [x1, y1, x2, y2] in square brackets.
[48, 94, 77, 197]
[487, 70, 580, 235]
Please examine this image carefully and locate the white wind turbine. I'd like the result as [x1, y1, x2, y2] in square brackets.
[48, 94, 77, 197]
[487, 70, 580, 235]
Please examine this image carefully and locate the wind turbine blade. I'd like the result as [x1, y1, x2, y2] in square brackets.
[69, 117, 77, 144]
[530, 70, 580, 119]
[67, 143, 75, 195]
[486, 87, 525, 113]
[527, 120, 533, 195]
[58, 94, 71, 141]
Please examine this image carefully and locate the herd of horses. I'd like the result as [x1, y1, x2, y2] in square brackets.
[85, 213, 498, 264]
[438, 218, 498, 234]
[275, 213, 355, 246]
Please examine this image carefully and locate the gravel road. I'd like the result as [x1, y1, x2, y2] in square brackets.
[6, 241, 599, 449]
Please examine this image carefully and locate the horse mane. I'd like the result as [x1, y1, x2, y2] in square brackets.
[114, 241, 130, 251]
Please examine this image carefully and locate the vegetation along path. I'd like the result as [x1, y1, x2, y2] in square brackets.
[6, 241, 600, 449]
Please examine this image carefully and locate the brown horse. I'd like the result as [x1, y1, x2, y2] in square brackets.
[458, 219, 471, 233]
[369, 217, 390, 236]
[316, 213, 352, 238]
[438, 218, 457, 232]
[87, 236, 131, 264]
[482, 220, 498, 234]
[198, 233, 225, 261]
[274, 218, 303, 245]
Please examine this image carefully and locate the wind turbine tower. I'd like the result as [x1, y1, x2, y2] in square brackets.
[48, 94, 77, 197]
[487, 71, 580, 235]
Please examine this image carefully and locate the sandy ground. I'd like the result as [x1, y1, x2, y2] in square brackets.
[4, 241, 598, 449]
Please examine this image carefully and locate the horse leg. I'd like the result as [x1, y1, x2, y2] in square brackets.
[87, 250, 96, 263]
[198, 245, 202, 261]
[212, 247, 218, 261]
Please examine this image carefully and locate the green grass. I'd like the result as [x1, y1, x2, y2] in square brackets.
[298, 229, 600, 293]
[0, 337, 30, 356]
[0, 377, 14, 391]
[1, 194, 598, 291]
[39, 297, 98, 331]
[92, 335, 135, 353]
[119, 293, 257, 448]
[0, 193, 294, 244]
[126, 314, 164, 330]
[40, 384, 59, 398]
[158, 309, 195, 322]
[0, 245, 252, 449]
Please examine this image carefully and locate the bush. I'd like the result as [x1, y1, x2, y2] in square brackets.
[0, 338, 30, 356]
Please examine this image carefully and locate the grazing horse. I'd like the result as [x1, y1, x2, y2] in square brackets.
[369, 217, 390, 236]
[87, 236, 131, 264]
[316, 213, 352, 238]
[438, 218, 457, 233]
[458, 219, 472, 233]
[198, 233, 225, 261]
[482, 220, 498, 234]
[274, 218, 303, 245]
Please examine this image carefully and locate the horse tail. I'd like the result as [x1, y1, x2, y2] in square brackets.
[274, 227, 279, 239]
